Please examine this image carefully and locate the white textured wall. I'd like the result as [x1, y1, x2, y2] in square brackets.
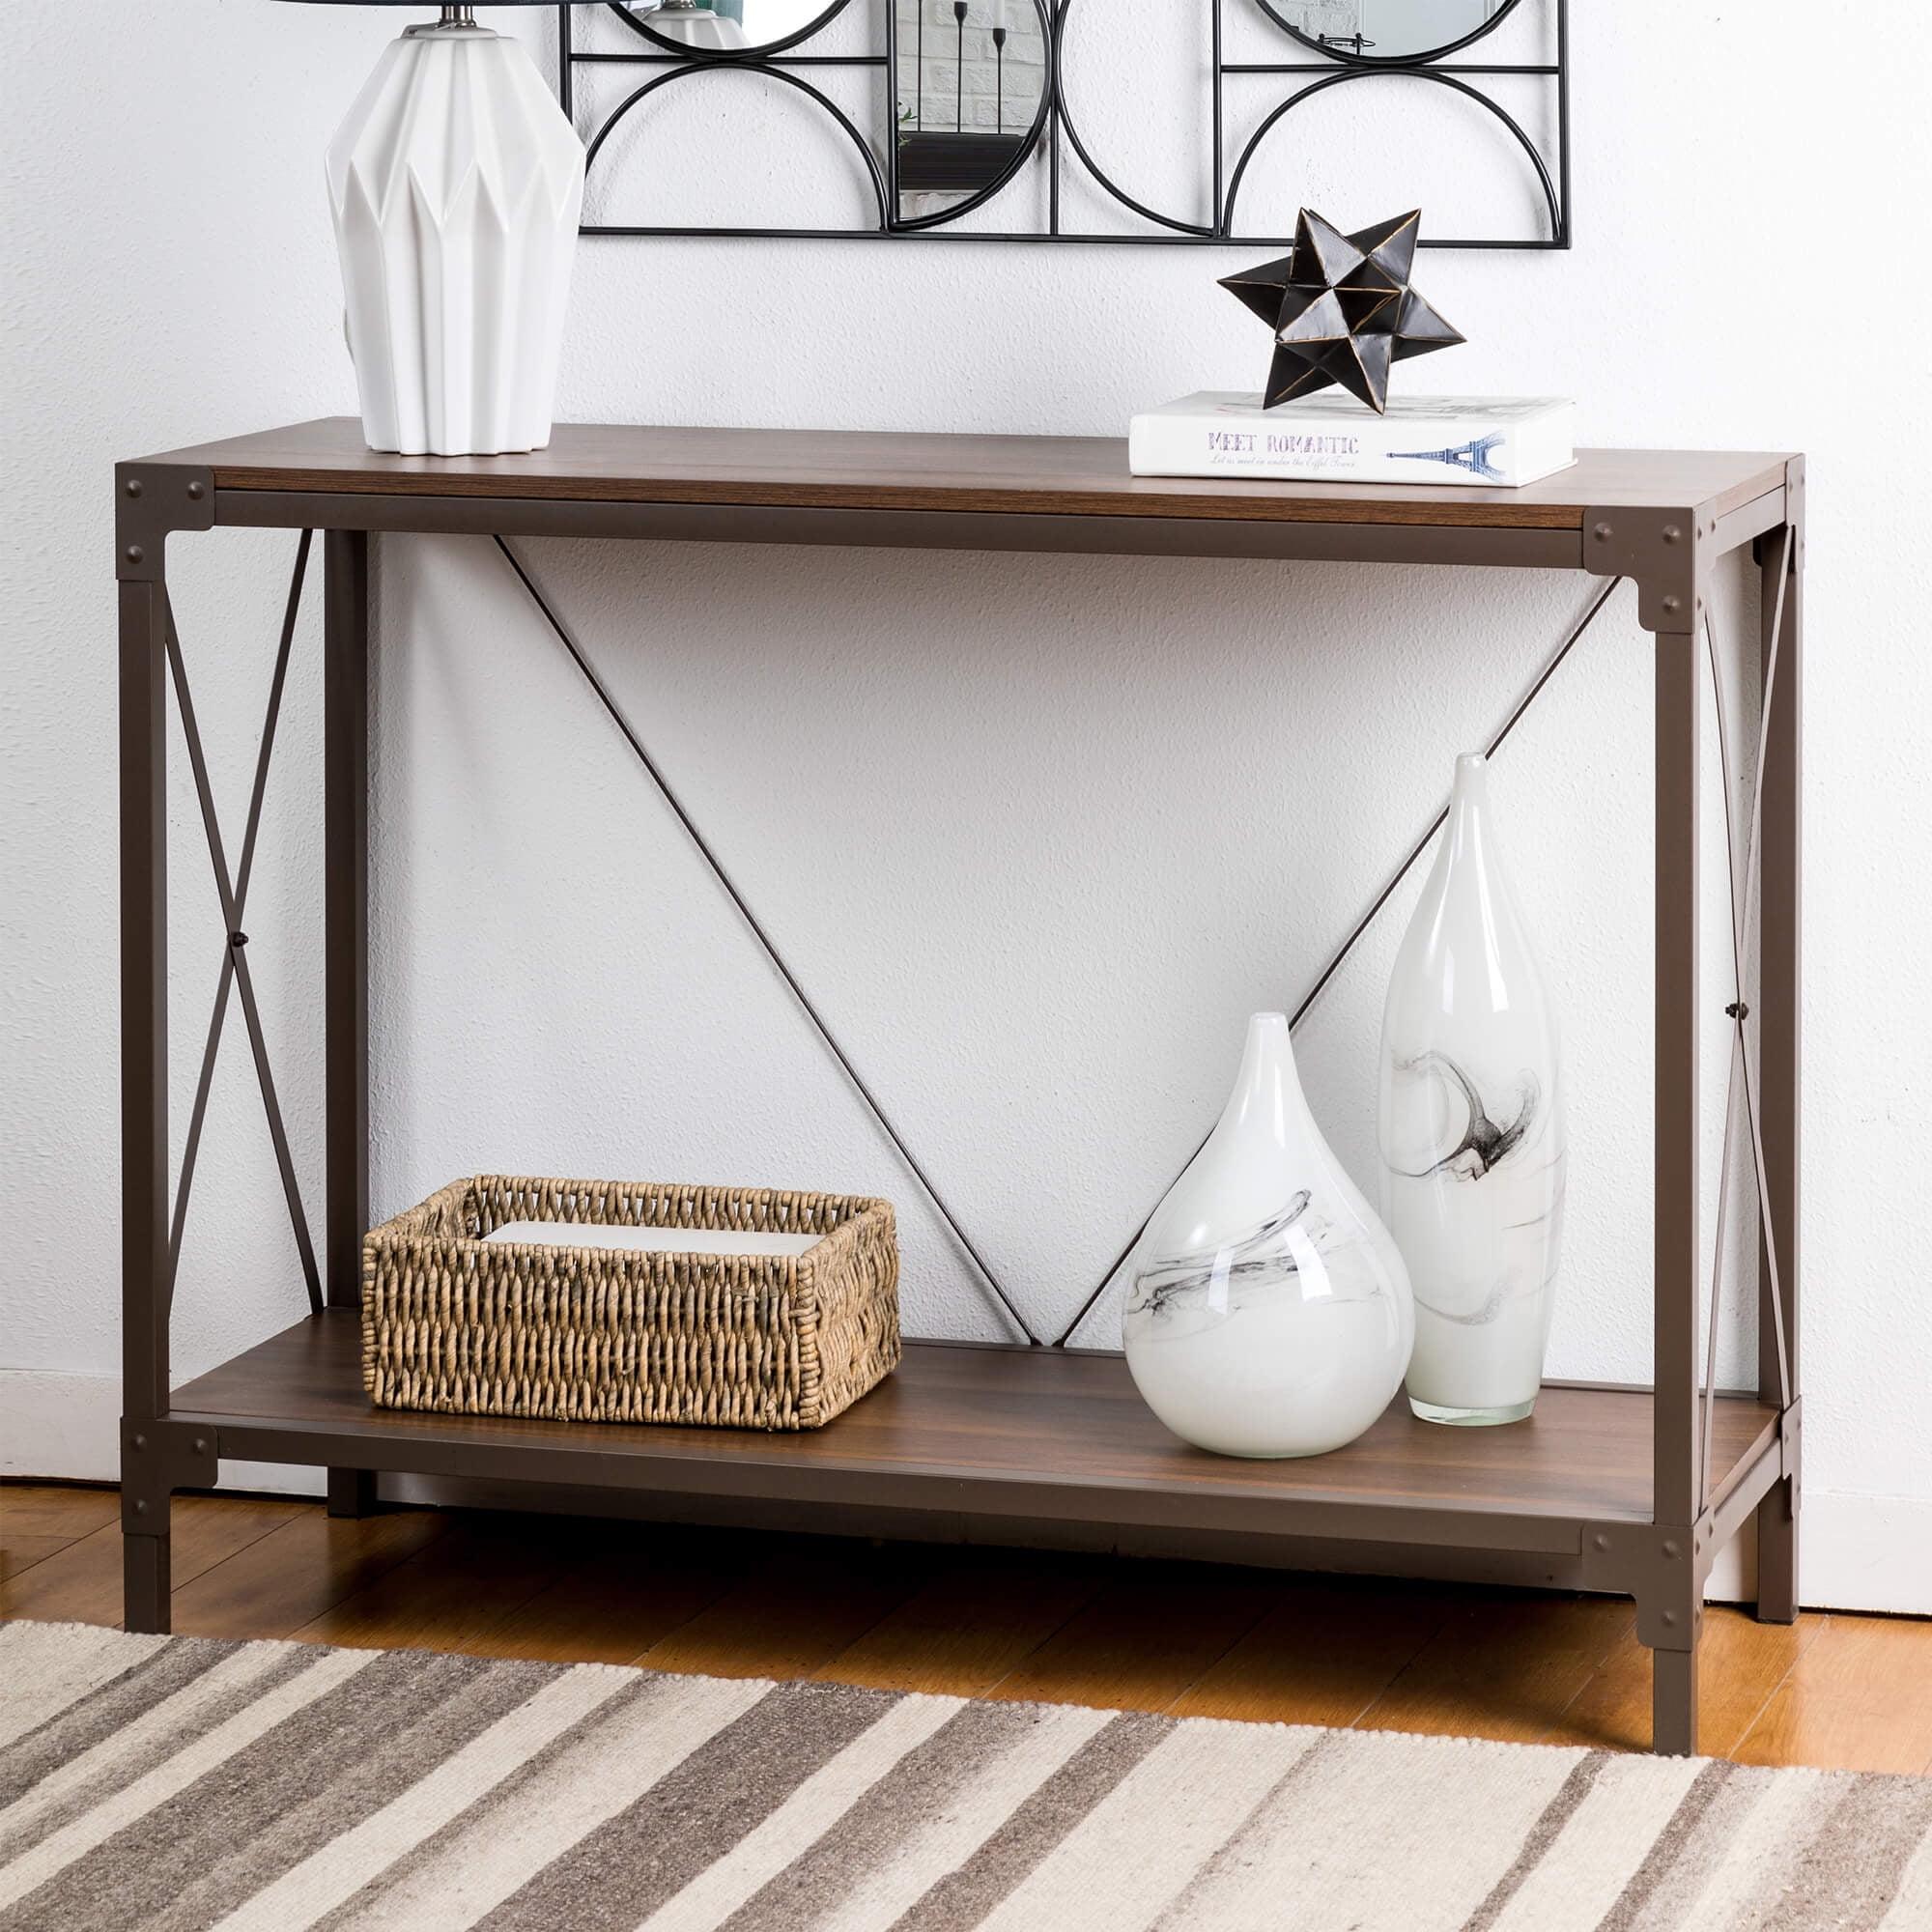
[5, 2, 1930, 1609]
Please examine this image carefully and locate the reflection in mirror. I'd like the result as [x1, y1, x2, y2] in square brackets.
[1269, 0, 1511, 61]
[895, 0, 1044, 220]
[630, 0, 833, 53]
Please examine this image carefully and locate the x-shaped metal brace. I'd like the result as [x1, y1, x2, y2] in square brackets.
[1695, 525, 1797, 1509]
[494, 538, 1631, 1350]
[162, 531, 323, 1317]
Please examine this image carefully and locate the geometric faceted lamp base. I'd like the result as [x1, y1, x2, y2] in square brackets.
[324, 14, 584, 456]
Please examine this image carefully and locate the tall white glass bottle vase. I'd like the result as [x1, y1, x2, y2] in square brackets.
[1122, 1012, 1414, 1459]
[1378, 753, 1566, 1425]
[326, 17, 585, 456]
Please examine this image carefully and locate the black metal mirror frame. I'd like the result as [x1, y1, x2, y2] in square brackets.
[613, 0, 852, 62]
[1256, 0, 1529, 67]
[561, 0, 1571, 250]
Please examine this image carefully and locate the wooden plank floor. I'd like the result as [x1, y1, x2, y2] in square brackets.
[4, 1483, 1928, 1774]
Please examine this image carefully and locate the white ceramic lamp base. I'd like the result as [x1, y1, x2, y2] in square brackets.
[325, 21, 585, 457]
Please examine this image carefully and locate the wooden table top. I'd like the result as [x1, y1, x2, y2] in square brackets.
[135, 418, 1796, 532]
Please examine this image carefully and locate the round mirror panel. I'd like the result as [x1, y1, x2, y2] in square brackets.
[623, 0, 843, 55]
[1260, 0, 1520, 63]
[895, 0, 1047, 223]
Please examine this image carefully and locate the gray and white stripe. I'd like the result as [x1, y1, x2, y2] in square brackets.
[1, 1621, 1928, 1932]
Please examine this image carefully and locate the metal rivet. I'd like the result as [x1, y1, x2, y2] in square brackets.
[186, 480, 206, 500]
[125, 544, 145, 565]
[1662, 1608, 1677, 1626]
[1662, 595, 1681, 614]
[1662, 524, 1682, 544]
[1593, 522, 1612, 541]
[229, 930, 248, 951]
[192, 1437, 208, 1454]
[1662, 1539, 1680, 1558]
[125, 478, 144, 498]
[132, 1434, 147, 1450]
[133, 1499, 148, 1515]
[1593, 1533, 1609, 1551]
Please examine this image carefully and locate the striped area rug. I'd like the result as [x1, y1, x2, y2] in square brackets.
[3, 1621, 1930, 1931]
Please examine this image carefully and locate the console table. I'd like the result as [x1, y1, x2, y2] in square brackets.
[116, 420, 1804, 1755]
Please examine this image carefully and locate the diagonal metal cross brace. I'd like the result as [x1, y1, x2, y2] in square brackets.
[1736, 528, 1796, 1406]
[487, 543, 1620, 1352]
[490, 535, 1044, 1347]
[1694, 537, 1796, 1504]
[162, 535, 323, 1316]
[1050, 574, 1630, 1347]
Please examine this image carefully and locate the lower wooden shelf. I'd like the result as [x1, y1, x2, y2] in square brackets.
[170, 1313, 1781, 1563]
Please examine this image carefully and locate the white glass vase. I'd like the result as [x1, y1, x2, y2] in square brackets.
[1378, 753, 1566, 1425]
[1122, 1012, 1414, 1459]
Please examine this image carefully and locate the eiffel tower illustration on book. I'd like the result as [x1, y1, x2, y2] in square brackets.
[1387, 433, 1508, 481]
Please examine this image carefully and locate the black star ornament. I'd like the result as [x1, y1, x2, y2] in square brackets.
[1219, 208, 1464, 412]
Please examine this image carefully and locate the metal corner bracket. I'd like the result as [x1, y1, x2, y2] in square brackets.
[1577, 1519, 1706, 1651]
[1582, 502, 1705, 636]
[120, 1418, 220, 1532]
[117, 463, 216, 583]
[1578, 1394, 1801, 1657]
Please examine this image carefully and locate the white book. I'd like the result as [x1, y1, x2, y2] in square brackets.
[1128, 391, 1577, 489]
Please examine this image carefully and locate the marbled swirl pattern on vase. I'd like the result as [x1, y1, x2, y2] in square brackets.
[1379, 754, 1565, 1423]
[1123, 1012, 1412, 1459]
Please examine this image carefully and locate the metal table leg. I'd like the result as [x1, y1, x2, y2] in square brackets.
[325, 530, 377, 1520]
[1651, 619, 1703, 1757]
[119, 559, 172, 1633]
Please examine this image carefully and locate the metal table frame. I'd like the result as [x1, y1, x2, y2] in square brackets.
[114, 424, 1804, 1754]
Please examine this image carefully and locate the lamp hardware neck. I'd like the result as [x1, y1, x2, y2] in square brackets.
[406, 6, 489, 36]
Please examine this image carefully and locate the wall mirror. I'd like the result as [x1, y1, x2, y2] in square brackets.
[1263, 0, 1521, 63]
[622, 0, 844, 54]
[566, 0, 1568, 248]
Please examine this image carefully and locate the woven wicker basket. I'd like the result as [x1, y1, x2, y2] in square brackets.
[360, 1175, 900, 1431]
